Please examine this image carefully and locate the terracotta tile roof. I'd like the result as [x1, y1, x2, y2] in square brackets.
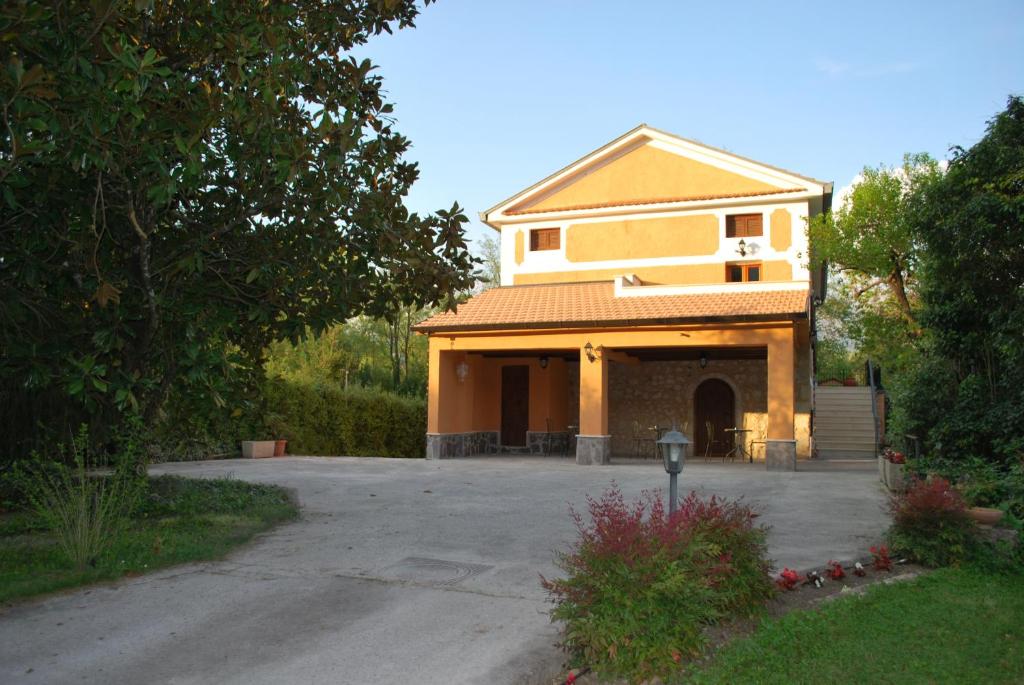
[415, 282, 808, 332]
[504, 188, 806, 216]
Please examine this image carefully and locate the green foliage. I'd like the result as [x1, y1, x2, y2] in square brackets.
[687, 567, 1024, 684]
[542, 487, 774, 683]
[809, 152, 941, 329]
[815, 98, 1024, 477]
[0, 474, 297, 603]
[0, 1, 475, 457]
[887, 477, 978, 567]
[907, 454, 1024, 517]
[13, 424, 145, 569]
[476, 235, 502, 290]
[263, 377, 426, 457]
[814, 337, 859, 383]
[905, 96, 1024, 465]
[265, 309, 432, 398]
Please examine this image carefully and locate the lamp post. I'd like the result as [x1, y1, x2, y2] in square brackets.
[657, 426, 690, 514]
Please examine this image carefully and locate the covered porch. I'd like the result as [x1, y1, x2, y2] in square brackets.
[425, 321, 811, 469]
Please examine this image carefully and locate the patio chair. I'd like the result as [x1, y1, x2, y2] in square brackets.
[542, 418, 556, 456]
[703, 420, 716, 461]
[631, 420, 645, 458]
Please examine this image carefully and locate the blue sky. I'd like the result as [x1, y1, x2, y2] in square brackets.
[357, 0, 1024, 250]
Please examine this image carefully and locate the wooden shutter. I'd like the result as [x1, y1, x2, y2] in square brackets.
[530, 228, 560, 251]
[726, 214, 763, 238]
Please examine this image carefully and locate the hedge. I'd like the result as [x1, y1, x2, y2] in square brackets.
[263, 378, 426, 458]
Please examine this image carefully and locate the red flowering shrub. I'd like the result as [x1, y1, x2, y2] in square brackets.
[870, 545, 893, 571]
[541, 485, 774, 683]
[887, 477, 977, 567]
[777, 567, 800, 590]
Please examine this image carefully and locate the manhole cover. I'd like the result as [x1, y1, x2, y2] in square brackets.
[380, 557, 492, 586]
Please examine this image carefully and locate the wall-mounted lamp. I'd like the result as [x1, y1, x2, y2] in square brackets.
[455, 360, 470, 383]
[736, 239, 748, 257]
[539, 355, 549, 369]
[699, 351, 708, 369]
[584, 342, 597, 363]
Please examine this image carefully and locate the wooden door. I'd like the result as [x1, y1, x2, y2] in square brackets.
[695, 379, 735, 456]
[501, 365, 529, 447]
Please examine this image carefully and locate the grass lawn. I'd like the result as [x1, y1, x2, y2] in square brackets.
[687, 567, 1024, 684]
[0, 474, 298, 604]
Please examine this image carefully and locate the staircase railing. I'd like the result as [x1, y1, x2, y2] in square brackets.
[867, 359, 880, 454]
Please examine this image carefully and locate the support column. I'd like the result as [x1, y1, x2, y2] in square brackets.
[577, 344, 610, 465]
[426, 341, 498, 458]
[766, 327, 797, 471]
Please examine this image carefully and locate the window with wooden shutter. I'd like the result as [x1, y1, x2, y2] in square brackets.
[726, 213, 763, 238]
[530, 228, 560, 251]
[726, 262, 762, 282]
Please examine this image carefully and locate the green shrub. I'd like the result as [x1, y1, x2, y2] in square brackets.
[887, 477, 978, 567]
[263, 377, 426, 457]
[541, 486, 774, 683]
[14, 425, 146, 570]
[906, 455, 1024, 517]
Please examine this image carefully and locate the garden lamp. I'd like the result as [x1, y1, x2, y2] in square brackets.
[657, 425, 690, 514]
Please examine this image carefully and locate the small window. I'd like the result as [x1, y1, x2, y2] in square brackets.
[530, 228, 560, 251]
[726, 213, 763, 238]
[726, 263, 762, 282]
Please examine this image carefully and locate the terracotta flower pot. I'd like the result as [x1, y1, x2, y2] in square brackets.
[966, 507, 1003, 526]
[274, 439, 288, 457]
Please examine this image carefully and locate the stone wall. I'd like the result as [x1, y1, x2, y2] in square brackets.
[612, 359, 768, 457]
[525, 431, 571, 456]
[425, 431, 499, 459]
[564, 356, 816, 459]
[568, 359, 771, 458]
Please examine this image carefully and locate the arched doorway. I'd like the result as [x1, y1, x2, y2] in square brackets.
[694, 378, 735, 457]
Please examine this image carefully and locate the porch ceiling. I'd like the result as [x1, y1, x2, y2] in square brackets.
[475, 346, 766, 362]
[621, 346, 766, 362]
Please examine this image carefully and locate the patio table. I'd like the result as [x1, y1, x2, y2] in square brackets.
[723, 427, 753, 463]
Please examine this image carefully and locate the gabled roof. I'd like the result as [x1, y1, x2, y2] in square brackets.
[414, 282, 809, 333]
[481, 124, 832, 229]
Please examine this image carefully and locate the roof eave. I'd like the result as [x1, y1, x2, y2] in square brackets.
[413, 311, 807, 335]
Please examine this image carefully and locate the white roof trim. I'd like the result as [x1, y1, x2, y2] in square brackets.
[613, 276, 810, 298]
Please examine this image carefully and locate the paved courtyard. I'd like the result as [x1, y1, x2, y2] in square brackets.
[0, 456, 888, 685]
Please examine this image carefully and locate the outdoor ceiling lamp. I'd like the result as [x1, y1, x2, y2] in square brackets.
[539, 355, 549, 369]
[737, 239, 748, 257]
[699, 351, 708, 369]
[657, 426, 690, 514]
[584, 342, 597, 363]
[455, 360, 470, 383]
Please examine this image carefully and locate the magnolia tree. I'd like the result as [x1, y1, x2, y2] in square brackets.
[0, 1, 476, 448]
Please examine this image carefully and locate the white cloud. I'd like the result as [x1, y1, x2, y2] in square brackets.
[815, 59, 919, 79]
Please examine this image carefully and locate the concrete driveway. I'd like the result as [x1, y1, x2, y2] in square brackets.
[0, 456, 888, 685]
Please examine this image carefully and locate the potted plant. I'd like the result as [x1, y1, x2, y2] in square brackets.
[880, 447, 906, 491]
[265, 411, 290, 458]
[955, 461, 1007, 526]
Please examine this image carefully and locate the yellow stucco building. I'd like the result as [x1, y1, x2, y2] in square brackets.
[415, 125, 832, 468]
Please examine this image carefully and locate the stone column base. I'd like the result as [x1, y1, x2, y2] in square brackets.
[425, 432, 499, 459]
[526, 431, 570, 455]
[576, 435, 611, 465]
[765, 439, 797, 471]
